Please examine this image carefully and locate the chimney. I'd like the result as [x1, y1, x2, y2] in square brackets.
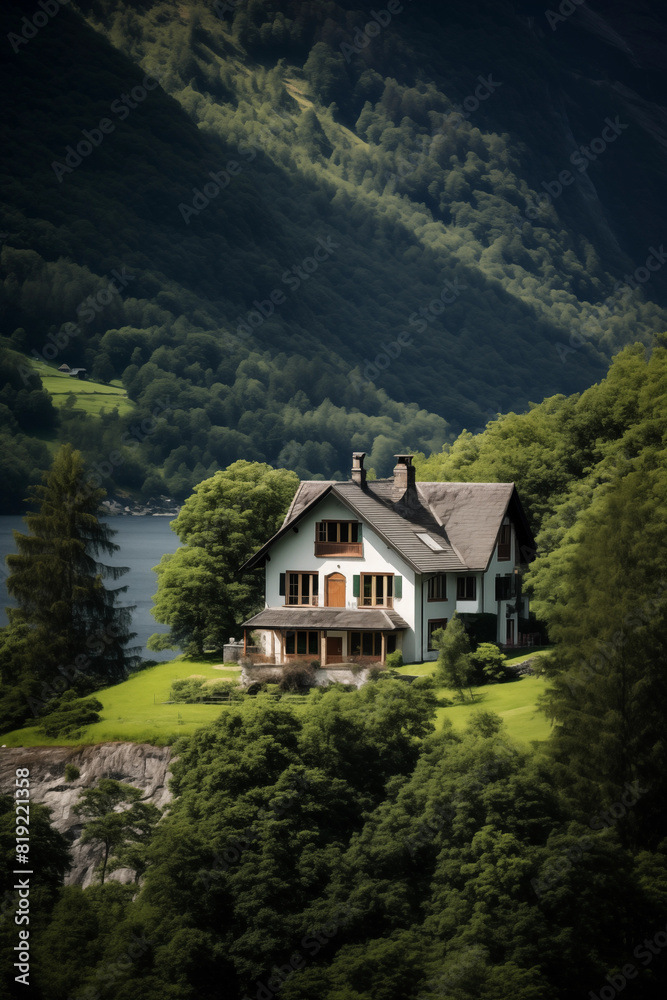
[351, 452, 367, 487]
[391, 454, 416, 502]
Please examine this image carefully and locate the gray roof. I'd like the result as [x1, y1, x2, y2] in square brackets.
[242, 607, 409, 631]
[242, 477, 534, 575]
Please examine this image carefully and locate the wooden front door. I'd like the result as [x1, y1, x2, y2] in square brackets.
[326, 637, 343, 663]
[326, 573, 346, 607]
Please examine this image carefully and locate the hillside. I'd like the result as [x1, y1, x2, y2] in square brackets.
[2, 0, 667, 510]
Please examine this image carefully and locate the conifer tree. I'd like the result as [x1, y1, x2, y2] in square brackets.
[0, 444, 138, 723]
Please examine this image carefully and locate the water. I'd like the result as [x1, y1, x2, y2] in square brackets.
[0, 515, 182, 661]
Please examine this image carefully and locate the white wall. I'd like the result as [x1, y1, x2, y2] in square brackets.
[263, 495, 416, 657]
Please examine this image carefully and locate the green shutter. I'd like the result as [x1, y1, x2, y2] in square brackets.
[353, 575, 360, 598]
[394, 576, 402, 599]
[279, 573, 285, 596]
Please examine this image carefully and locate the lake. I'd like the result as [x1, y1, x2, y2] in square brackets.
[0, 515, 182, 661]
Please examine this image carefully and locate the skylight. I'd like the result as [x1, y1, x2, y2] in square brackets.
[418, 533, 444, 551]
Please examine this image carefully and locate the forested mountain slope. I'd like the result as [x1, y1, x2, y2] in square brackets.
[2, 0, 667, 508]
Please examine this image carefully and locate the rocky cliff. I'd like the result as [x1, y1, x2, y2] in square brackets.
[0, 743, 172, 887]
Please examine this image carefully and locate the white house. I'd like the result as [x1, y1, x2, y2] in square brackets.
[240, 453, 536, 666]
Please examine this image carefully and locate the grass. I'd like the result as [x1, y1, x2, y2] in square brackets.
[2, 651, 553, 748]
[30, 359, 134, 418]
[1, 657, 242, 747]
[398, 651, 552, 744]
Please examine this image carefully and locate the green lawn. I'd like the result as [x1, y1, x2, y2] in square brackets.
[1, 658, 242, 747]
[2, 653, 552, 748]
[398, 655, 552, 744]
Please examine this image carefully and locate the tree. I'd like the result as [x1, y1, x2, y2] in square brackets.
[0, 444, 138, 724]
[433, 614, 475, 701]
[148, 460, 299, 655]
[74, 779, 162, 884]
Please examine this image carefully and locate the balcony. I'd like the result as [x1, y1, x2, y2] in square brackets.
[314, 542, 363, 557]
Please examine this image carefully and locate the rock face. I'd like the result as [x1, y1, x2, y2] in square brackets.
[0, 743, 173, 887]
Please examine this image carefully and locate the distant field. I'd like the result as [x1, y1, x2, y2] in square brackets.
[31, 359, 134, 418]
[2, 652, 552, 748]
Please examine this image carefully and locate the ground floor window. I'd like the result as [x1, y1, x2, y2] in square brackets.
[285, 630, 319, 656]
[427, 618, 448, 651]
[349, 631, 395, 657]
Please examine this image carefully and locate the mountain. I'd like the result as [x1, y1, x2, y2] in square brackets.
[1, 0, 667, 509]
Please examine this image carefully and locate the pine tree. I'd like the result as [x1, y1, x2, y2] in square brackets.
[0, 444, 138, 722]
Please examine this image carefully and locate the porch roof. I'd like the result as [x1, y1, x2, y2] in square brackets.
[241, 607, 409, 631]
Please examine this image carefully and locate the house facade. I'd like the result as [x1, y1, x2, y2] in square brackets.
[240, 453, 536, 666]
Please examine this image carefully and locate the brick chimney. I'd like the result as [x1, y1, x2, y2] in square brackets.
[391, 454, 416, 502]
[351, 452, 367, 487]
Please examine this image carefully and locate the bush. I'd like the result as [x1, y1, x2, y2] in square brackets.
[64, 764, 80, 782]
[384, 650, 404, 670]
[37, 690, 103, 738]
[170, 678, 242, 702]
[469, 643, 508, 684]
[279, 662, 316, 692]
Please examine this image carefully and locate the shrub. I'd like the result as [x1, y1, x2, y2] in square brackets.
[37, 691, 102, 738]
[469, 643, 508, 684]
[279, 662, 316, 692]
[64, 764, 80, 782]
[384, 650, 404, 670]
[170, 678, 242, 702]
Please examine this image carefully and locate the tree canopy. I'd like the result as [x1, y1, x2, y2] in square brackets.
[148, 460, 299, 655]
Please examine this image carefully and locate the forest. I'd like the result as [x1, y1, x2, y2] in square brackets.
[2, 0, 667, 509]
[1, 340, 665, 999]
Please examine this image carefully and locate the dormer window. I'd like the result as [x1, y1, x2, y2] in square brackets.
[315, 521, 362, 556]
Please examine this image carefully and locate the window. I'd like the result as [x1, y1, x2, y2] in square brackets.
[315, 521, 362, 556]
[456, 576, 476, 601]
[427, 619, 448, 651]
[428, 575, 447, 601]
[498, 522, 511, 561]
[360, 573, 393, 607]
[285, 572, 319, 606]
[350, 632, 383, 657]
[495, 575, 516, 601]
[317, 521, 360, 543]
[285, 631, 319, 656]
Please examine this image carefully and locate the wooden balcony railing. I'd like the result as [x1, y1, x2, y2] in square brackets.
[314, 542, 363, 557]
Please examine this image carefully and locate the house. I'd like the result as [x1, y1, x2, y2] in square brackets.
[58, 363, 71, 372]
[68, 368, 87, 380]
[240, 452, 536, 666]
